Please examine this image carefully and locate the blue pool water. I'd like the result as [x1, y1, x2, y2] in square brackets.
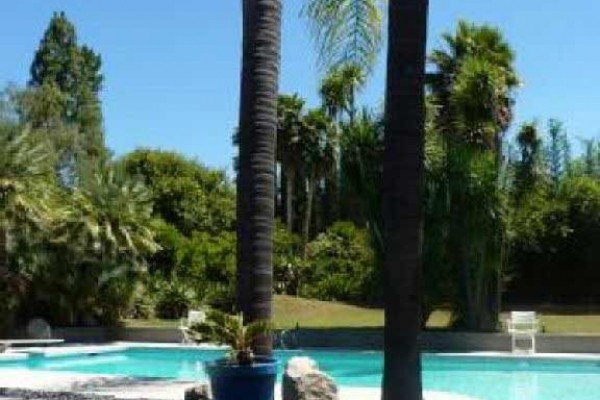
[1, 348, 599, 400]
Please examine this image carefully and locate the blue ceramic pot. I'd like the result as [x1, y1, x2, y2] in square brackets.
[205, 357, 277, 400]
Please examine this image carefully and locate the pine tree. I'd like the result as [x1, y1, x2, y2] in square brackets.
[28, 11, 106, 185]
[546, 119, 571, 192]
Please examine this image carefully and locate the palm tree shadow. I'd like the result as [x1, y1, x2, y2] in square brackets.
[69, 375, 195, 393]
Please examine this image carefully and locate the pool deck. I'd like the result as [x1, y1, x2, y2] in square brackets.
[0, 370, 476, 400]
[2, 342, 599, 400]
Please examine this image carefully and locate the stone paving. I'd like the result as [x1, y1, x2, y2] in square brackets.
[0, 371, 478, 400]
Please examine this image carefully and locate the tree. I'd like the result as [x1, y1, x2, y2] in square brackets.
[236, 0, 282, 356]
[429, 20, 518, 150]
[339, 110, 384, 253]
[428, 21, 519, 331]
[121, 149, 235, 236]
[0, 128, 55, 272]
[546, 119, 571, 192]
[514, 122, 544, 201]
[28, 11, 106, 184]
[277, 94, 305, 232]
[382, 1, 429, 399]
[319, 63, 366, 123]
[0, 128, 57, 329]
[581, 139, 600, 178]
[319, 64, 366, 227]
[299, 109, 336, 246]
[46, 163, 160, 325]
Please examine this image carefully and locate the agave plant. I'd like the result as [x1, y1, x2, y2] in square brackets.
[189, 310, 272, 365]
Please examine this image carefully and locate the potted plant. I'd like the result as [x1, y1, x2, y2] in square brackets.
[190, 310, 276, 400]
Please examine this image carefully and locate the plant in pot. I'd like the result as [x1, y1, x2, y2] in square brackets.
[190, 310, 276, 400]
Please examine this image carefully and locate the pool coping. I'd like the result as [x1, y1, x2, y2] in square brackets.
[3, 342, 600, 362]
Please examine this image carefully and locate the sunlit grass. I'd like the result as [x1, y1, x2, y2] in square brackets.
[123, 295, 600, 334]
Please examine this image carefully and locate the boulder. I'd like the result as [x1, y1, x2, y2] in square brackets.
[283, 357, 338, 400]
[184, 384, 211, 400]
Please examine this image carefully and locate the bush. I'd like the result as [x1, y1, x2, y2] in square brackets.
[273, 222, 303, 295]
[203, 283, 236, 313]
[301, 222, 376, 303]
[129, 284, 155, 319]
[153, 278, 194, 319]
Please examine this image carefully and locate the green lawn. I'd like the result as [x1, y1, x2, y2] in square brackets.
[273, 295, 383, 328]
[536, 314, 600, 334]
[123, 295, 600, 334]
[123, 295, 384, 329]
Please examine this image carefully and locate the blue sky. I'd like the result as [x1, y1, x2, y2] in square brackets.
[1, 1, 599, 172]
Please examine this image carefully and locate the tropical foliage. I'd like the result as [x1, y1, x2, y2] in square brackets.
[1, 11, 599, 341]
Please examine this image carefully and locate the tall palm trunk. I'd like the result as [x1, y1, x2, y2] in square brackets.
[382, 1, 429, 399]
[303, 178, 316, 249]
[285, 167, 295, 232]
[236, 0, 281, 357]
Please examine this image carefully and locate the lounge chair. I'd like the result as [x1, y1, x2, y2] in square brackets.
[179, 310, 206, 344]
[507, 311, 539, 353]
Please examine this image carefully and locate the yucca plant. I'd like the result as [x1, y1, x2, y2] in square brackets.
[189, 310, 273, 365]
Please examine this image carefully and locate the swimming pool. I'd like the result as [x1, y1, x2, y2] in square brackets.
[1, 347, 599, 400]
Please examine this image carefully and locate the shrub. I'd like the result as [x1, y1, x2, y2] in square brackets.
[273, 222, 303, 295]
[203, 283, 236, 313]
[301, 222, 376, 303]
[153, 278, 194, 319]
[129, 284, 155, 319]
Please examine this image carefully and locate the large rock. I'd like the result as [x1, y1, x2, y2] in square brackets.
[282, 357, 338, 400]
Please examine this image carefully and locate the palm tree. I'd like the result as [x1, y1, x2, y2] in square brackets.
[0, 128, 56, 329]
[0, 129, 55, 280]
[320, 64, 366, 123]
[299, 108, 336, 246]
[319, 64, 367, 227]
[52, 163, 160, 325]
[382, 1, 429, 400]
[428, 21, 519, 330]
[429, 20, 518, 149]
[62, 166, 160, 266]
[236, 0, 282, 356]
[340, 110, 383, 252]
[277, 94, 305, 232]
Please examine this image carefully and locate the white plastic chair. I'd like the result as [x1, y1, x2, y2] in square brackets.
[179, 310, 206, 344]
[507, 311, 539, 353]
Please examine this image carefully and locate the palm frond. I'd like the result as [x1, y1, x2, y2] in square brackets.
[303, 0, 383, 73]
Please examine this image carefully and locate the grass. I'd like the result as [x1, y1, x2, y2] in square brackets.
[123, 295, 383, 329]
[273, 295, 382, 328]
[536, 314, 600, 334]
[123, 318, 180, 328]
[123, 295, 600, 334]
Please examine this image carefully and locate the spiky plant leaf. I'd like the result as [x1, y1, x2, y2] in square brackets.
[189, 310, 272, 364]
